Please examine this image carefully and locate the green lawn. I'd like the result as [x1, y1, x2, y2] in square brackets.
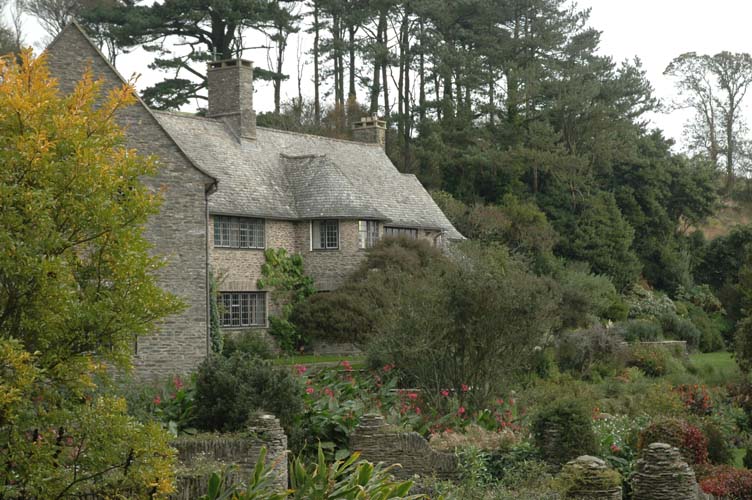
[689, 351, 740, 385]
[272, 354, 366, 368]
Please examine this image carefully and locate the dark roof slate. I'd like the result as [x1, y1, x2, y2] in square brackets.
[154, 111, 463, 239]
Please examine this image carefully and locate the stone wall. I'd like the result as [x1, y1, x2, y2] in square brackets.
[350, 414, 459, 481]
[45, 24, 211, 378]
[171, 413, 288, 499]
[631, 442, 700, 500]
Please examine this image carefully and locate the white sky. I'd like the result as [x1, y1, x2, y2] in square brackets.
[7, 0, 752, 150]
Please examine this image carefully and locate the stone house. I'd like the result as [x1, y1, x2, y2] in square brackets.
[45, 22, 461, 377]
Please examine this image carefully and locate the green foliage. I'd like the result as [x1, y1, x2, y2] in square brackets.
[200, 447, 290, 500]
[620, 319, 663, 342]
[193, 353, 303, 433]
[0, 339, 177, 498]
[209, 272, 223, 354]
[367, 242, 561, 409]
[291, 289, 375, 345]
[660, 312, 702, 349]
[532, 398, 598, 466]
[555, 326, 626, 377]
[222, 331, 274, 359]
[558, 192, 642, 290]
[624, 284, 678, 319]
[258, 248, 315, 353]
[627, 345, 672, 377]
[0, 52, 181, 497]
[638, 418, 709, 465]
[555, 263, 625, 328]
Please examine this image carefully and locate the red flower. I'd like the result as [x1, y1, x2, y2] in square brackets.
[305, 387, 315, 394]
[408, 392, 418, 400]
[458, 406, 466, 416]
[383, 364, 394, 372]
[340, 360, 352, 372]
[415, 406, 422, 415]
[295, 364, 308, 375]
[153, 395, 161, 405]
[324, 387, 334, 398]
[461, 384, 469, 393]
[610, 443, 621, 454]
[173, 376, 184, 390]
[441, 389, 450, 397]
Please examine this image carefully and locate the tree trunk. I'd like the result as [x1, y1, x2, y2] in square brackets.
[313, 1, 321, 124]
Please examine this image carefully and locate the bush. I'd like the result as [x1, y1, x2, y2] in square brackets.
[367, 243, 561, 409]
[699, 466, 752, 499]
[291, 289, 376, 345]
[624, 284, 677, 319]
[703, 422, 734, 465]
[555, 326, 626, 376]
[556, 264, 626, 329]
[193, 353, 303, 433]
[660, 312, 701, 349]
[637, 418, 708, 465]
[222, 331, 274, 359]
[532, 398, 597, 466]
[621, 319, 662, 342]
[627, 345, 671, 377]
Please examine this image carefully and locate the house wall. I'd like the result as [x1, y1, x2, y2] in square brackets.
[301, 220, 365, 291]
[46, 26, 211, 378]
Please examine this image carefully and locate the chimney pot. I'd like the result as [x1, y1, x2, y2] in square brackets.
[352, 115, 386, 148]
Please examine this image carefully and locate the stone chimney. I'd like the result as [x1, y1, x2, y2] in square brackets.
[352, 115, 386, 148]
[206, 59, 256, 140]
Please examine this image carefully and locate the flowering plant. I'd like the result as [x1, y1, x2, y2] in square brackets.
[151, 374, 196, 436]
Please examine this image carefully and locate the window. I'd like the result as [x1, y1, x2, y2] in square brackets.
[312, 220, 339, 249]
[384, 226, 418, 239]
[358, 220, 380, 249]
[219, 292, 266, 327]
[214, 216, 265, 249]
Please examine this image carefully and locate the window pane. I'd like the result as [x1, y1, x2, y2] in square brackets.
[214, 218, 222, 246]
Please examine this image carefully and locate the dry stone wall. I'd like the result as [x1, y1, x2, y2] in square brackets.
[171, 413, 288, 499]
[558, 456, 622, 500]
[631, 442, 700, 500]
[350, 414, 458, 481]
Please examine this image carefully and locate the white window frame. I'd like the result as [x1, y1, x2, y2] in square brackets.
[358, 220, 380, 249]
[311, 220, 339, 250]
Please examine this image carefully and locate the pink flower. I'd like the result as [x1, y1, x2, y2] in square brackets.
[415, 406, 422, 415]
[305, 387, 315, 394]
[341, 360, 352, 372]
[610, 443, 621, 454]
[408, 392, 418, 400]
[383, 364, 394, 372]
[458, 406, 466, 416]
[324, 387, 334, 398]
[461, 384, 469, 393]
[295, 364, 308, 375]
[496, 398, 504, 405]
[153, 395, 161, 405]
[173, 376, 184, 390]
[441, 390, 450, 397]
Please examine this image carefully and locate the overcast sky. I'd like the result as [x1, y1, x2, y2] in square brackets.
[9, 0, 752, 150]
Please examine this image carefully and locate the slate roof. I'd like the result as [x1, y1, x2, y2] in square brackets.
[154, 111, 463, 239]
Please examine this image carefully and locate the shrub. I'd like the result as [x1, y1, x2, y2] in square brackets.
[699, 466, 752, 499]
[367, 243, 561, 409]
[555, 326, 626, 376]
[624, 284, 677, 319]
[486, 442, 550, 490]
[660, 312, 701, 349]
[291, 289, 376, 345]
[621, 319, 662, 342]
[532, 398, 597, 466]
[193, 353, 303, 433]
[627, 345, 671, 377]
[222, 330, 274, 359]
[556, 264, 624, 328]
[703, 422, 734, 465]
[637, 418, 708, 465]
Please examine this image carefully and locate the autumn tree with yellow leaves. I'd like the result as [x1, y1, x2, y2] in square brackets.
[0, 51, 181, 498]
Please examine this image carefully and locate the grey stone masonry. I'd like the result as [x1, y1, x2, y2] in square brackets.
[206, 59, 256, 140]
[350, 414, 458, 481]
[352, 115, 386, 148]
[171, 413, 288, 498]
[631, 443, 700, 500]
[45, 22, 214, 378]
[559, 456, 622, 500]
